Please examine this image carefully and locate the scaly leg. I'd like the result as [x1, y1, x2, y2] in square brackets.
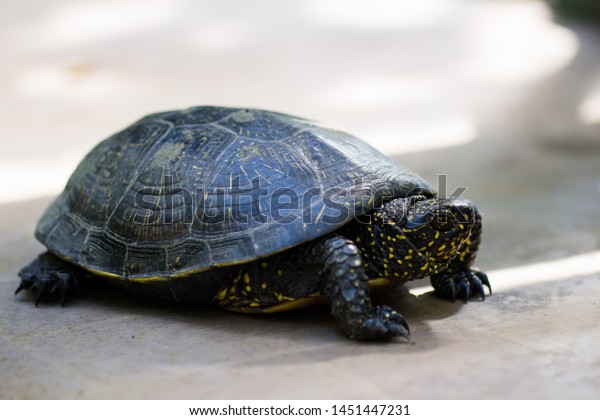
[213, 234, 410, 340]
[430, 212, 491, 302]
[313, 235, 410, 340]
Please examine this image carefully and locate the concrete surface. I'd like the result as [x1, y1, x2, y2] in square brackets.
[2, 0, 600, 399]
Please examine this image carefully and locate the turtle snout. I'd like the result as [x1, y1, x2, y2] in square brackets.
[433, 199, 476, 229]
[448, 198, 476, 222]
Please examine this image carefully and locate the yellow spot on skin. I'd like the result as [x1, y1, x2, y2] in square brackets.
[277, 270, 283, 276]
[428, 240, 435, 247]
[246, 285, 251, 292]
[435, 231, 440, 239]
[356, 237, 361, 243]
[387, 236, 391, 241]
[421, 262, 429, 271]
[459, 224, 465, 230]
[396, 259, 403, 265]
[405, 255, 412, 260]
[261, 262, 268, 268]
[243, 274, 250, 284]
[438, 244, 447, 251]
[394, 272, 400, 277]
[261, 283, 267, 289]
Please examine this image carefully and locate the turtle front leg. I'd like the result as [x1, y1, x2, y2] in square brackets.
[16, 252, 85, 306]
[314, 235, 410, 340]
[213, 234, 410, 340]
[430, 212, 491, 302]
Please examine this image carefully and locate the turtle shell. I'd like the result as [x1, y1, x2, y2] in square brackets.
[36, 106, 435, 279]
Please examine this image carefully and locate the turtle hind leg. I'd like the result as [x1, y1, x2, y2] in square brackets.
[16, 252, 84, 307]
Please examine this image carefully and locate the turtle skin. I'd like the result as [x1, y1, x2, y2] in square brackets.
[16, 106, 490, 340]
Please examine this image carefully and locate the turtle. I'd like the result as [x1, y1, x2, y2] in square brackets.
[16, 106, 490, 340]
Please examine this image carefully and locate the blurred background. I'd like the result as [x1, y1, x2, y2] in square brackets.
[1, 0, 600, 399]
[2, 0, 598, 202]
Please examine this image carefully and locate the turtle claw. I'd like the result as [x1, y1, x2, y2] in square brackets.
[478, 271, 492, 295]
[473, 279, 485, 301]
[431, 268, 490, 303]
[34, 281, 45, 307]
[387, 321, 411, 341]
[459, 275, 470, 303]
[56, 272, 79, 306]
[14, 277, 31, 296]
[448, 280, 456, 303]
[352, 306, 410, 341]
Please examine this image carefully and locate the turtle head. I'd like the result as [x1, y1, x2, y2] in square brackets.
[378, 196, 478, 275]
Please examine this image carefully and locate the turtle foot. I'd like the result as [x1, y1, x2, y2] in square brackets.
[16, 253, 83, 307]
[348, 305, 410, 341]
[431, 268, 491, 303]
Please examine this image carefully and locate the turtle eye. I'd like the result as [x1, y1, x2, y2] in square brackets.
[409, 195, 428, 206]
[430, 210, 454, 231]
